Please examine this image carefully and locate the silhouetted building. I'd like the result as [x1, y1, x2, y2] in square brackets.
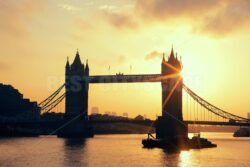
[111, 112, 117, 116]
[41, 112, 64, 121]
[89, 113, 128, 121]
[105, 111, 111, 115]
[91, 106, 99, 115]
[122, 112, 128, 118]
[0, 83, 40, 121]
[248, 113, 250, 119]
[156, 47, 188, 146]
[134, 115, 144, 120]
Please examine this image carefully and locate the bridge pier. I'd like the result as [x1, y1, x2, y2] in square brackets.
[57, 116, 93, 138]
[156, 116, 188, 147]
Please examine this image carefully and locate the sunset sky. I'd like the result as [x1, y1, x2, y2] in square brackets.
[1, 0, 250, 119]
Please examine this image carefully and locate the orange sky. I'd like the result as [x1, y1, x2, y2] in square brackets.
[1, 0, 250, 119]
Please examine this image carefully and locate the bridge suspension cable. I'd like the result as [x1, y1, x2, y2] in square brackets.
[39, 84, 65, 108]
[183, 84, 249, 123]
[38, 84, 65, 113]
[41, 93, 65, 113]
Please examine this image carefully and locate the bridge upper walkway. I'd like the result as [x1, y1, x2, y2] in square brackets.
[88, 74, 171, 83]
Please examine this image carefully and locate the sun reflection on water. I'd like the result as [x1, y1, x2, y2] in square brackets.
[179, 150, 192, 167]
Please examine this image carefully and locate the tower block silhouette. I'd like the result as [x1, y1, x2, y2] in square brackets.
[58, 51, 93, 137]
[156, 47, 188, 146]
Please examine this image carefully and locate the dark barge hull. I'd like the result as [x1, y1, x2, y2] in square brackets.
[142, 138, 217, 149]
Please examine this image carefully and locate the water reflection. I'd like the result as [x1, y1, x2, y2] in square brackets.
[179, 150, 192, 166]
[0, 134, 248, 167]
[160, 149, 180, 167]
[64, 138, 86, 148]
[160, 149, 193, 167]
[63, 138, 88, 167]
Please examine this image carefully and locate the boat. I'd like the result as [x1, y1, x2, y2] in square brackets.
[142, 138, 175, 149]
[188, 134, 217, 149]
[142, 133, 188, 150]
[142, 133, 217, 150]
[233, 128, 250, 137]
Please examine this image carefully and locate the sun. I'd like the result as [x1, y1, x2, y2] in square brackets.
[179, 70, 183, 77]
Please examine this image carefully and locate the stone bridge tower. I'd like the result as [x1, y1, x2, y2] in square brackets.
[156, 47, 188, 146]
[58, 50, 93, 137]
[65, 50, 89, 118]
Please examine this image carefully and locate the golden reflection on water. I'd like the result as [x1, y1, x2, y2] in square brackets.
[0, 133, 250, 167]
[179, 150, 191, 167]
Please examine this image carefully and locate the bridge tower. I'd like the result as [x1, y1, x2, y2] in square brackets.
[58, 50, 93, 137]
[156, 47, 188, 146]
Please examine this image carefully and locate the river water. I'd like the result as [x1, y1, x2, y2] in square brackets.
[0, 133, 249, 167]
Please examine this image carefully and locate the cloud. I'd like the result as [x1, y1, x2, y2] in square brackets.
[99, 5, 118, 12]
[98, 3, 138, 30]
[74, 18, 93, 30]
[58, 3, 81, 12]
[135, 0, 220, 21]
[101, 10, 138, 30]
[0, 0, 47, 37]
[199, 0, 250, 36]
[135, 0, 250, 36]
[99, 0, 250, 36]
[145, 51, 162, 61]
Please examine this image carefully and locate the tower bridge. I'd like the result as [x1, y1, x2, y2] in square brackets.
[38, 48, 250, 140]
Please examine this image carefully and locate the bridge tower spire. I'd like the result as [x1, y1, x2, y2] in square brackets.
[66, 57, 70, 68]
[85, 59, 89, 76]
[65, 57, 70, 76]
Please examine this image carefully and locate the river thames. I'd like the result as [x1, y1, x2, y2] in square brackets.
[0, 133, 249, 167]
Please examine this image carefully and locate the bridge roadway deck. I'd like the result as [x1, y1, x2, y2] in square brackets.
[1, 120, 250, 127]
[92, 120, 250, 126]
[184, 120, 250, 126]
[88, 74, 164, 83]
